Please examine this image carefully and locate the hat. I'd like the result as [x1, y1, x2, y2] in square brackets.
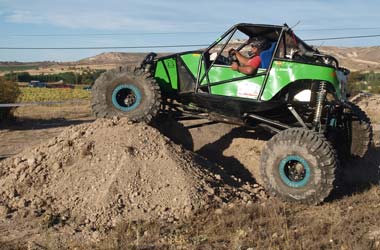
[249, 37, 269, 50]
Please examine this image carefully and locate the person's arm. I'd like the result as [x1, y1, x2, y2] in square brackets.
[229, 48, 249, 65]
[231, 56, 261, 75]
[234, 51, 249, 65]
[235, 65, 257, 75]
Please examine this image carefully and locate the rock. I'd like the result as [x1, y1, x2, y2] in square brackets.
[92, 231, 101, 241]
[51, 162, 62, 171]
[0, 205, 10, 218]
[16, 198, 27, 208]
[369, 227, 380, 240]
[36, 153, 45, 163]
[13, 157, 23, 166]
[27, 241, 47, 250]
[27, 158, 37, 167]
[214, 208, 223, 215]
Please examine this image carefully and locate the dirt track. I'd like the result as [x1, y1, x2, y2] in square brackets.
[0, 96, 380, 248]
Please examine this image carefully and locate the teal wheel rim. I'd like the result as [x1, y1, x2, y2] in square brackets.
[279, 155, 311, 188]
[111, 84, 142, 112]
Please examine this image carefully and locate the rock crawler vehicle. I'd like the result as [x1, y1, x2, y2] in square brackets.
[91, 23, 373, 204]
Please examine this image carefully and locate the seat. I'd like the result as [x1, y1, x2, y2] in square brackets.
[259, 42, 276, 69]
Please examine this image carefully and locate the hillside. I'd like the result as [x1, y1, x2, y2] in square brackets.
[0, 46, 379, 73]
[76, 46, 380, 72]
[319, 46, 380, 71]
[76, 52, 148, 65]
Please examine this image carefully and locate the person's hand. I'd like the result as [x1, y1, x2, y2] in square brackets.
[228, 48, 236, 56]
[231, 62, 239, 71]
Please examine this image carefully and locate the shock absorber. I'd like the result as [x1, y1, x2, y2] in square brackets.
[313, 81, 327, 127]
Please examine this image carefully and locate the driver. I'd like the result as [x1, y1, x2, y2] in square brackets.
[230, 37, 269, 75]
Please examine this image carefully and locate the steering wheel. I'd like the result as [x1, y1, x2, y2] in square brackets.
[228, 49, 239, 65]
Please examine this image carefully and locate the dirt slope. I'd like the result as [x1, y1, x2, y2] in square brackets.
[320, 46, 380, 71]
[0, 118, 266, 244]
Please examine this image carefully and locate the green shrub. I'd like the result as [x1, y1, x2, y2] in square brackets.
[0, 77, 21, 120]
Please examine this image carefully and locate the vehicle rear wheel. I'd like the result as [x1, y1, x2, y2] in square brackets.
[348, 102, 372, 158]
[260, 128, 337, 204]
[91, 66, 161, 123]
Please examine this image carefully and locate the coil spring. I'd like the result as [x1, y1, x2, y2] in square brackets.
[313, 81, 327, 124]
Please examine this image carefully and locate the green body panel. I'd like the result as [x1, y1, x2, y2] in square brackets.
[205, 66, 246, 83]
[154, 52, 205, 92]
[202, 61, 340, 101]
[154, 53, 340, 102]
[154, 57, 178, 91]
[180, 53, 203, 78]
[261, 60, 340, 101]
[207, 66, 265, 99]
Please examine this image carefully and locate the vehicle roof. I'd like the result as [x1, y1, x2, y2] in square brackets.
[232, 23, 313, 49]
[235, 23, 285, 30]
[231, 23, 286, 42]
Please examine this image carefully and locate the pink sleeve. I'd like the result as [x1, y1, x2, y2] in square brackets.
[247, 56, 261, 68]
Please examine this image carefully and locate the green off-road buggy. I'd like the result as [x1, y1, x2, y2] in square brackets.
[91, 23, 372, 204]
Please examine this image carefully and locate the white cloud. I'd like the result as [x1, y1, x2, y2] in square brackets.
[1, 1, 233, 32]
[3, 8, 183, 32]
[50, 11, 177, 31]
[5, 10, 45, 24]
[3, 0, 378, 33]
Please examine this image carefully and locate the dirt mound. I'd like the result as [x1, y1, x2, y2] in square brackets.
[0, 118, 265, 236]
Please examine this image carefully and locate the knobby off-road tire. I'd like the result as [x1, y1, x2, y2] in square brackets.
[348, 102, 372, 158]
[260, 128, 337, 204]
[91, 66, 161, 123]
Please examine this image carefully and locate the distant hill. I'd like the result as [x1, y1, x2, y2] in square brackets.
[1, 46, 379, 72]
[319, 46, 380, 71]
[76, 52, 148, 65]
[76, 47, 380, 72]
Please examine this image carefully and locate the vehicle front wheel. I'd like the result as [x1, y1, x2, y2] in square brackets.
[91, 66, 161, 123]
[260, 128, 338, 204]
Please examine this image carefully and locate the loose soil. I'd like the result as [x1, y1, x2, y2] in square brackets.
[0, 116, 266, 246]
[0, 95, 379, 249]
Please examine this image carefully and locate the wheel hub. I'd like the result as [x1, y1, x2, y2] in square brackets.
[279, 155, 311, 188]
[123, 91, 137, 107]
[111, 84, 142, 112]
[285, 161, 306, 182]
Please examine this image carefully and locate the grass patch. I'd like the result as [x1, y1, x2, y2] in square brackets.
[0, 65, 39, 72]
[17, 87, 90, 102]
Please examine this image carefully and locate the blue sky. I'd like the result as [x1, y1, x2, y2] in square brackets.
[0, 0, 379, 62]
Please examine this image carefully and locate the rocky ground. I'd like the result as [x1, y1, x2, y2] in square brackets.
[0, 117, 267, 247]
[0, 95, 379, 249]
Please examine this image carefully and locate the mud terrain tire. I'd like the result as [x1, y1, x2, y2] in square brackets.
[260, 128, 337, 204]
[91, 66, 161, 123]
[348, 102, 372, 158]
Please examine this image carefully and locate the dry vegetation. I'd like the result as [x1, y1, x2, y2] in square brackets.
[3, 186, 380, 250]
[0, 78, 20, 120]
[17, 87, 90, 103]
[92, 186, 380, 250]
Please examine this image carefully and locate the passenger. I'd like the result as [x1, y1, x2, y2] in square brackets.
[229, 37, 269, 75]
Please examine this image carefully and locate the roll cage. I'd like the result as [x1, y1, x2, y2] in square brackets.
[194, 23, 335, 100]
